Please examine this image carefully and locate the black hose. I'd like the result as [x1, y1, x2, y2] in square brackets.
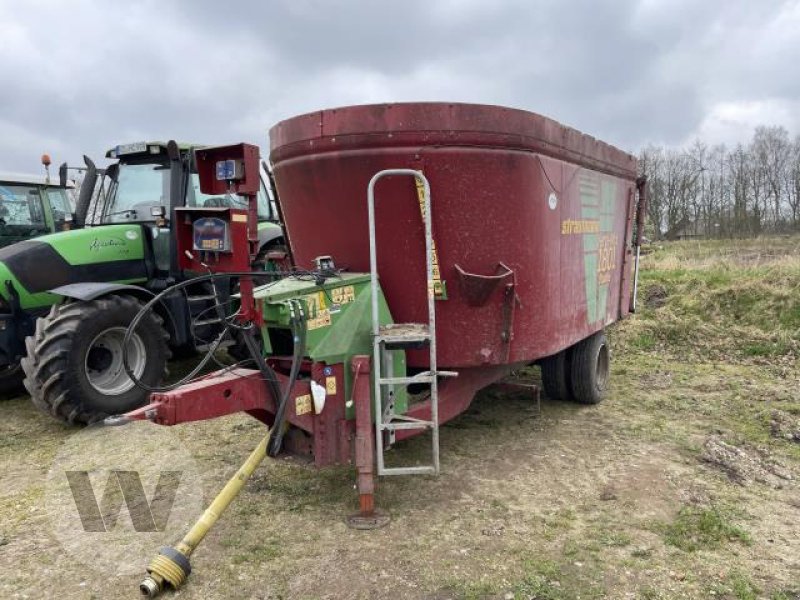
[238, 326, 283, 422]
[121, 271, 285, 393]
[267, 299, 306, 457]
[122, 270, 308, 456]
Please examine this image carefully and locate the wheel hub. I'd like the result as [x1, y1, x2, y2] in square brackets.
[85, 327, 147, 396]
[596, 343, 610, 390]
[87, 345, 113, 372]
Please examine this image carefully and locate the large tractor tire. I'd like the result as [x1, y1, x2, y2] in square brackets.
[540, 349, 572, 401]
[569, 330, 610, 405]
[21, 295, 170, 425]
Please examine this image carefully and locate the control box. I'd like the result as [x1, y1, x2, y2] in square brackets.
[175, 143, 260, 272]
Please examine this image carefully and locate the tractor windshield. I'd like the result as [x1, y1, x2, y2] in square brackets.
[102, 162, 275, 223]
[0, 184, 48, 230]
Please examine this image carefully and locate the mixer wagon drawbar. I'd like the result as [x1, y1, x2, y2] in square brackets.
[107, 103, 646, 596]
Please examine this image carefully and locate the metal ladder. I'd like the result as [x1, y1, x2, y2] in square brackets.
[367, 169, 449, 476]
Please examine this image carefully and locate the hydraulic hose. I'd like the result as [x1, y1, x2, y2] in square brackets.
[121, 271, 285, 393]
[267, 299, 306, 457]
[237, 323, 283, 428]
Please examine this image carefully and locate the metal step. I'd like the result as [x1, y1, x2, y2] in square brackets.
[377, 323, 430, 345]
[193, 317, 223, 327]
[187, 294, 217, 303]
[379, 465, 437, 476]
[380, 418, 434, 431]
[378, 372, 435, 385]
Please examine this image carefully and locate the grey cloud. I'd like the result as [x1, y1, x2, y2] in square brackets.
[0, 0, 797, 173]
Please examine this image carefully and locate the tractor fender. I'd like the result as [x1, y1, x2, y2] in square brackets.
[49, 283, 181, 345]
[50, 282, 155, 303]
[257, 227, 283, 251]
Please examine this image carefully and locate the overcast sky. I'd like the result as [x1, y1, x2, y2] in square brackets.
[1, 0, 798, 173]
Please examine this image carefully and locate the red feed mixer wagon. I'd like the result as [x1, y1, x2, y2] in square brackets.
[125, 102, 645, 597]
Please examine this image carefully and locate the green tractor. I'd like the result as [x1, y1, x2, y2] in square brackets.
[0, 172, 76, 248]
[0, 141, 286, 422]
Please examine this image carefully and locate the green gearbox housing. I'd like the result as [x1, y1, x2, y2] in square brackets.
[254, 272, 408, 420]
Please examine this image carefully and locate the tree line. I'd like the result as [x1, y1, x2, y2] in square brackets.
[639, 126, 800, 239]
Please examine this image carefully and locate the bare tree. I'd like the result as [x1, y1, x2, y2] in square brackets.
[640, 124, 800, 238]
[751, 125, 791, 229]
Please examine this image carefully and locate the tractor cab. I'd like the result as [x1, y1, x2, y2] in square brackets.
[0, 173, 75, 248]
[95, 141, 277, 226]
[73, 141, 285, 279]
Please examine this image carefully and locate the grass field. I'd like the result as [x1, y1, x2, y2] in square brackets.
[1, 237, 798, 599]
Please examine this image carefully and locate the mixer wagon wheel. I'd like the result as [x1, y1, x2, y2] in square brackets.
[21, 295, 170, 425]
[569, 331, 610, 405]
[540, 349, 572, 401]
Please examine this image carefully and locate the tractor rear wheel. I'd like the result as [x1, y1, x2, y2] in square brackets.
[540, 349, 572, 401]
[21, 295, 170, 425]
[569, 331, 610, 405]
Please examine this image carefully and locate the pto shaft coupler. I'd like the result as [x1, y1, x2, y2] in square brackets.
[139, 429, 272, 597]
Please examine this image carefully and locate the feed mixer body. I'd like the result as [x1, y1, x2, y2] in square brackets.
[270, 102, 639, 369]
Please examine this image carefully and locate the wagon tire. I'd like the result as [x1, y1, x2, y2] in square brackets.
[21, 295, 170, 425]
[569, 331, 610, 405]
[540, 349, 572, 401]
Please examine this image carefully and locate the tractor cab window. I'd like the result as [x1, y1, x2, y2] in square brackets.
[45, 187, 73, 226]
[257, 181, 276, 222]
[103, 162, 169, 223]
[0, 184, 47, 229]
[103, 161, 277, 223]
[186, 175, 275, 222]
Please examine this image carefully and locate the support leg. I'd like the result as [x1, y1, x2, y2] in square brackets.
[346, 355, 390, 529]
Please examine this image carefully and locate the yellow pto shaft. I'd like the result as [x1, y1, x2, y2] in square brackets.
[139, 429, 272, 598]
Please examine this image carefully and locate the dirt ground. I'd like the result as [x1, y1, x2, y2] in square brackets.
[1, 238, 799, 599]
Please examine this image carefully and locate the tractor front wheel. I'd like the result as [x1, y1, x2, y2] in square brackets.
[21, 295, 170, 425]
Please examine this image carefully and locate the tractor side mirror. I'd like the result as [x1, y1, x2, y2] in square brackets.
[74, 155, 98, 228]
[105, 162, 119, 183]
[59, 162, 68, 188]
[167, 140, 180, 161]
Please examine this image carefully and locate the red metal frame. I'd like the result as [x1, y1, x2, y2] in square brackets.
[351, 356, 374, 514]
[121, 359, 514, 467]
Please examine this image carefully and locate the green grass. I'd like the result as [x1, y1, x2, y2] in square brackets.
[659, 506, 752, 552]
[511, 558, 605, 600]
[706, 570, 761, 600]
[625, 238, 800, 363]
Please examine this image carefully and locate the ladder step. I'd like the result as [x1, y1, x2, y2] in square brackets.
[379, 465, 437, 476]
[378, 370, 459, 385]
[380, 420, 434, 431]
[193, 317, 223, 327]
[378, 372, 435, 385]
[377, 323, 430, 345]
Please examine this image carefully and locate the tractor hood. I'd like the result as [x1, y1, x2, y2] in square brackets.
[257, 221, 283, 246]
[0, 224, 148, 310]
